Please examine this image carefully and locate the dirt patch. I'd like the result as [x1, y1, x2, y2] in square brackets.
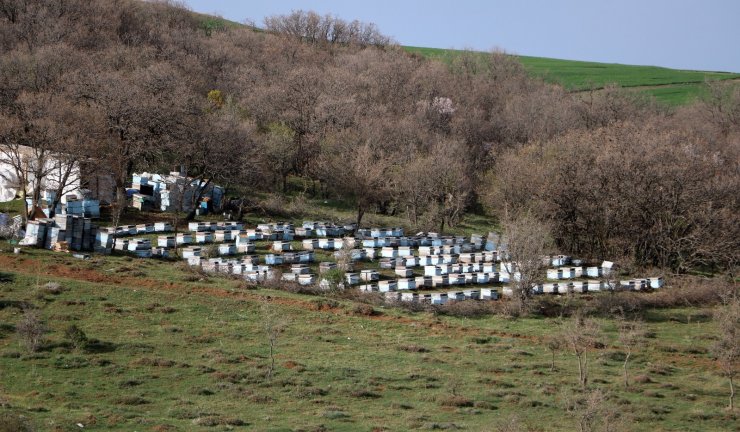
[283, 360, 303, 369]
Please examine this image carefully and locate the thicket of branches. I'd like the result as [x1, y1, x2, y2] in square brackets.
[0, 0, 737, 273]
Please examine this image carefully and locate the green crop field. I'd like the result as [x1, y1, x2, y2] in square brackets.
[404, 46, 740, 106]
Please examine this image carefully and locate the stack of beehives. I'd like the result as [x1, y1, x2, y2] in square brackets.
[19, 219, 53, 247]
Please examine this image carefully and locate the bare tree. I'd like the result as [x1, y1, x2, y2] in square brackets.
[712, 296, 739, 411]
[259, 122, 298, 193]
[261, 299, 287, 381]
[501, 213, 551, 313]
[16, 308, 46, 353]
[562, 388, 627, 432]
[494, 415, 523, 432]
[547, 334, 562, 372]
[264, 10, 392, 47]
[617, 317, 645, 388]
[560, 314, 603, 389]
[318, 131, 393, 226]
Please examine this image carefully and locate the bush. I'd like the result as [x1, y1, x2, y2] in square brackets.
[16, 309, 46, 353]
[312, 298, 339, 310]
[433, 300, 496, 318]
[192, 416, 246, 426]
[0, 412, 34, 432]
[322, 268, 345, 291]
[64, 325, 89, 350]
[255, 273, 323, 295]
[322, 410, 350, 419]
[586, 276, 735, 316]
[42, 282, 64, 295]
[351, 303, 377, 316]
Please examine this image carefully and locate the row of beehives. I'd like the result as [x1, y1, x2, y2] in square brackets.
[187, 220, 498, 251]
[359, 278, 665, 306]
[355, 275, 664, 294]
[183, 251, 663, 302]
[301, 235, 484, 249]
[185, 223, 488, 253]
[123, 231, 495, 265]
[417, 261, 614, 279]
[382, 277, 664, 305]
[390, 289, 500, 304]
[95, 222, 174, 254]
[184, 256, 286, 283]
[299, 239, 482, 255]
[186, 221, 348, 238]
[352, 270, 511, 289]
[183, 248, 315, 266]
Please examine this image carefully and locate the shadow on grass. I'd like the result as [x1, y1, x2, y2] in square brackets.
[0, 322, 15, 338]
[0, 272, 15, 283]
[0, 299, 33, 310]
[641, 309, 713, 324]
[40, 339, 117, 354]
[85, 339, 118, 354]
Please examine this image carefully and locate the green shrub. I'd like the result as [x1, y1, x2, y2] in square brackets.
[64, 325, 88, 350]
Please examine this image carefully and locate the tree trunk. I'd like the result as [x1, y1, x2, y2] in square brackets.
[172, 212, 179, 257]
[550, 350, 556, 371]
[186, 178, 211, 221]
[356, 205, 365, 227]
[582, 351, 589, 389]
[112, 184, 126, 228]
[730, 375, 735, 411]
[576, 351, 584, 387]
[20, 187, 28, 224]
[236, 200, 245, 221]
[267, 337, 276, 380]
[31, 176, 42, 219]
[50, 163, 74, 217]
[623, 349, 631, 388]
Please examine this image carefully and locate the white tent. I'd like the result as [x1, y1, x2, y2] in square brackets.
[0, 165, 20, 202]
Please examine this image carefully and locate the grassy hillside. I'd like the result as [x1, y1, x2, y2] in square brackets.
[405, 46, 740, 105]
[0, 248, 734, 431]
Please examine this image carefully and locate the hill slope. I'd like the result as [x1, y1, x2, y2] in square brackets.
[187, 11, 738, 106]
[405, 46, 740, 105]
[0, 249, 732, 431]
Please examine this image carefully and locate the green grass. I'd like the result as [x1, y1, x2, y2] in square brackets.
[191, 11, 249, 33]
[0, 243, 735, 430]
[404, 46, 740, 106]
[0, 198, 25, 217]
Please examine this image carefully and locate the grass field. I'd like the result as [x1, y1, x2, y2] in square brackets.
[404, 46, 740, 106]
[0, 249, 734, 431]
[0, 197, 736, 430]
